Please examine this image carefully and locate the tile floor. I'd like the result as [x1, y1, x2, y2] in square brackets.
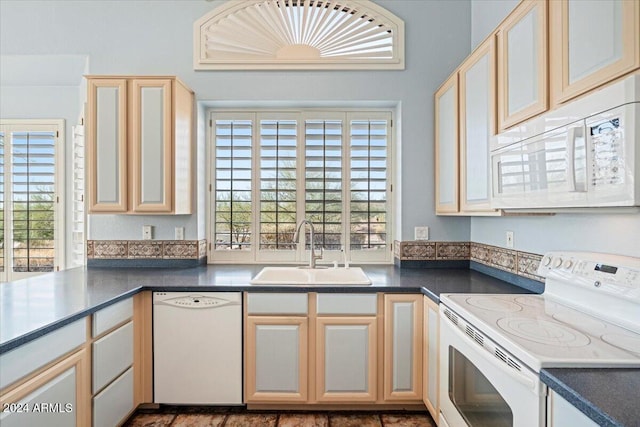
[123, 407, 436, 427]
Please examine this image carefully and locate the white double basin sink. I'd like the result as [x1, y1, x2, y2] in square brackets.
[250, 266, 371, 286]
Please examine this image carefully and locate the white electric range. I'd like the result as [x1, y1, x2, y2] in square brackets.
[438, 251, 640, 427]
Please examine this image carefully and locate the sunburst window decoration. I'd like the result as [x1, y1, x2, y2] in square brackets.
[194, 0, 405, 70]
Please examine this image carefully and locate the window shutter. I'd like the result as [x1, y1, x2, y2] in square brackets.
[349, 118, 388, 252]
[11, 131, 56, 272]
[71, 125, 85, 267]
[305, 119, 343, 250]
[259, 119, 297, 250]
[0, 131, 4, 276]
[213, 119, 253, 250]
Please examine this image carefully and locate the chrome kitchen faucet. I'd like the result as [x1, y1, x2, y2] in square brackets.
[293, 219, 323, 269]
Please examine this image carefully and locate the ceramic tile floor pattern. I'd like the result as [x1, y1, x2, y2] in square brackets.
[124, 408, 436, 427]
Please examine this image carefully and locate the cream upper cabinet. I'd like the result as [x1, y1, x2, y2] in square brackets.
[87, 79, 128, 212]
[459, 37, 499, 214]
[435, 73, 459, 214]
[383, 294, 422, 401]
[550, 0, 640, 105]
[86, 76, 194, 214]
[497, 0, 548, 131]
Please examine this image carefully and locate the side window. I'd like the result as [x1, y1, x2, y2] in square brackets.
[0, 121, 64, 282]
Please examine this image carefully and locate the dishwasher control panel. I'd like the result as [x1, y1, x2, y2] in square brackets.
[153, 293, 240, 308]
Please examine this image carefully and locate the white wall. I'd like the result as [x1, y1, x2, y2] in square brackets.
[469, 0, 640, 258]
[0, 0, 473, 254]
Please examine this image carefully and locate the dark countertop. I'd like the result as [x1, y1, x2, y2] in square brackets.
[0, 264, 532, 353]
[1, 264, 634, 426]
[541, 368, 640, 427]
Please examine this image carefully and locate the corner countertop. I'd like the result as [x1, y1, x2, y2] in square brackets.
[541, 368, 640, 427]
[0, 264, 532, 353]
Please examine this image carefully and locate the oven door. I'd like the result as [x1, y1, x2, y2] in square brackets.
[439, 307, 546, 427]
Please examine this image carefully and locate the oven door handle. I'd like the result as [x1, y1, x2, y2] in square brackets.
[443, 311, 542, 394]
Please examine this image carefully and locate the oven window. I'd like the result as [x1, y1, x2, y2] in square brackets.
[449, 347, 513, 427]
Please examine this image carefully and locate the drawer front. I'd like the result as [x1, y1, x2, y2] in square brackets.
[0, 319, 86, 389]
[317, 294, 377, 315]
[92, 321, 133, 393]
[93, 367, 134, 427]
[92, 298, 133, 337]
[247, 293, 308, 315]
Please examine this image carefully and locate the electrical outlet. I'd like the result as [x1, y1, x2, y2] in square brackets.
[506, 231, 514, 248]
[415, 226, 429, 241]
[175, 227, 185, 240]
[143, 225, 153, 240]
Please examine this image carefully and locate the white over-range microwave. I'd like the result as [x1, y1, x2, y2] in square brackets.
[491, 73, 640, 209]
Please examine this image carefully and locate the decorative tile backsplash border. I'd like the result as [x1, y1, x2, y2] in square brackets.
[395, 240, 544, 282]
[87, 240, 207, 260]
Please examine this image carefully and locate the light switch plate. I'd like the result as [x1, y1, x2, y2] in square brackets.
[175, 227, 185, 240]
[506, 231, 514, 248]
[414, 226, 429, 241]
[143, 225, 153, 240]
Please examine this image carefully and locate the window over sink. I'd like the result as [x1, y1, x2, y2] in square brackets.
[208, 109, 392, 264]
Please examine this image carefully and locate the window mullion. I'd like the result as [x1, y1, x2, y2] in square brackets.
[296, 114, 305, 262]
[343, 113, 351, 260]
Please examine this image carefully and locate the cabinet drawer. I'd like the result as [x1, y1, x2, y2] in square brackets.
[93, 367, 134, 427]
[0, 319, 86, 389]
[92, 298, 133, 337]
[247, 293, 308, 315]
[92, 322, 133, 393]
[317, 294, 377, 315]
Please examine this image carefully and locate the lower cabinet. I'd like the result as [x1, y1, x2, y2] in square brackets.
[244, 292, 423, 406]
[316, 317, 377, 402]
[0, 348, 90, 427]
[245, 316, 308, 402]
[91, 299, 135, 427]
[384, 294, 423, 401]
[422, 296, 439, 421]
[548, 389, 598, 427]
[93, 368, 134, 427]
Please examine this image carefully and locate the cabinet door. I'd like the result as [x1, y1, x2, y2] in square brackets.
[459, 37, 498, 213]
[130, 79, 172, 212]
[435, 73, 459, 214]
[87, 78, 128, 212]
[0, 349, 90, 427]
[422, 296, 439, 420]
[316, 317, 377, 402]
[245, 316, 308, 402]
[548, 390, 598, 427]
[497, 0, 548, 130]
[383, 294, 422, 401]
[550, 0, 640, 105]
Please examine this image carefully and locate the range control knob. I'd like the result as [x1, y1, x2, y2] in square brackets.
[563, 259, 573, 269]
[553, 257, 563, 268]
[543, 256, 552, 267]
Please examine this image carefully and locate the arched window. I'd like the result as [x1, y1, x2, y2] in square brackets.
[194, 0, 404, 70]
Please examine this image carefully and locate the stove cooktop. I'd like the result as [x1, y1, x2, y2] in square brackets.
[441, 293, 640, 372]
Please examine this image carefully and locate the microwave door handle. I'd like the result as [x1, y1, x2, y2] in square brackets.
[566, 127, 578, 192]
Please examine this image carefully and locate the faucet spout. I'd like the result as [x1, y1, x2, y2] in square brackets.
[293, 219, 323, 268]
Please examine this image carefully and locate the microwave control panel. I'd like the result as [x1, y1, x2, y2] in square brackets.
[589, 116, 624, 187]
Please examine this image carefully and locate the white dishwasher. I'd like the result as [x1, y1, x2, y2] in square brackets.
[153, 292, 242, 404]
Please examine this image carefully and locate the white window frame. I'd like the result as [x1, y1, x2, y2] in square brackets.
[0, 119, 65, 282]
[206, 108, 393, 264]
